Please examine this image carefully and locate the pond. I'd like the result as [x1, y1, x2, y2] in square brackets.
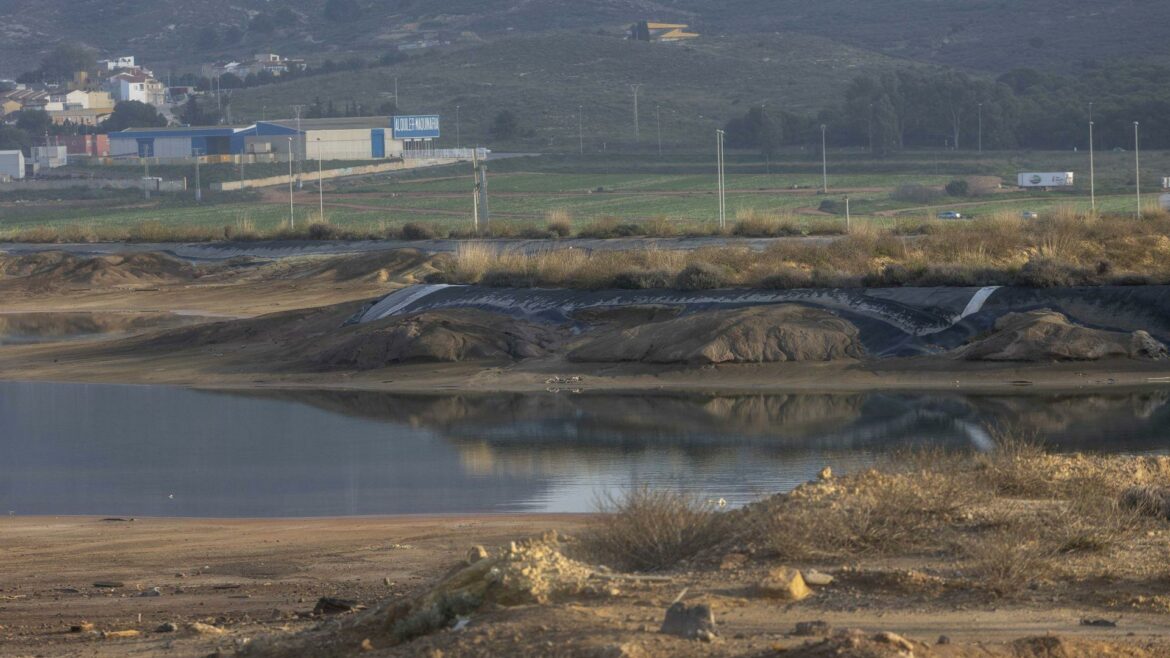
[1, 380, 1168, 517]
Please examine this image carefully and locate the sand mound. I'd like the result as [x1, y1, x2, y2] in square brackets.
[299, 249, 436, 284]
[311, 309, 562, 368]
[958, 310, 1168, 362]
[0, 251, 196, 288]
[568, 305, 863, 364]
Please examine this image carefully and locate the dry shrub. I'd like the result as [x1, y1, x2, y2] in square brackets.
[60, 223, 97, 243]
[586, 487, 731, 572]
[10, 226, 61, 243]
[643, 215, 676, 237]
[732, 209, 800, 237]
[675, 261, 728, 290]
[546, 208, 572, 237]
[579, 216, 643, 239]
[962, 527, 1055, 596]
[973, 433, 1055, 497]
[760, 469, 971, 559]
[400, 222, 437, 240]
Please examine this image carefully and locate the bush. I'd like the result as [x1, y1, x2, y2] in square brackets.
[609, 269, 672, 289]
[1014, 257, 1094, 287]
[307, 222, 340, 240]
[818, 199, 841, 214]
[546, 210, 572, 237]
[585, 488, 731, 571]
[891, 184, 943, 204]
[400, 222, 437, 241]
[945, 179, 970, 197]
[759, 266, 813, 289]
[674, 262, 727, 290]
[578, 216, 644, 239]
[479, 269, 537, 288]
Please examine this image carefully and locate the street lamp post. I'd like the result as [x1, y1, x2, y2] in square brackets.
[316, 138, 324, 223]
[455, 105, 461, 149]
[287, 137, 295, 229]
[578, 105, 583, 155]
[193, 148, 202, 202]
[715, 129, 726, 230]
[977, 103, 983, 153]
[656, 104, 662, 157]
[820, 124, 828, 193]
[630, 84, 643, 143]
[1135, 121, 1142, 219]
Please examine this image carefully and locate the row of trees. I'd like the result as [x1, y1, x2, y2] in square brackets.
[725, 61, 1170, 155]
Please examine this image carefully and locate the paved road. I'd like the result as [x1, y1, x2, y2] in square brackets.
[0, 236, 837, 262]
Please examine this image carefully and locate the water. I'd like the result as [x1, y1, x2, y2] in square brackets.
[0, 312, 207, 345]
[2, 380, 1169, 518]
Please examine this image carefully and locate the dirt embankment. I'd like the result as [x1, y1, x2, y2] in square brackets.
[0, 251, 196, 288]
[958, 311, 1169, 362]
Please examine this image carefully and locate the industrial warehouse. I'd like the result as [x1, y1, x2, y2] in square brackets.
[108, 115, 442, 163]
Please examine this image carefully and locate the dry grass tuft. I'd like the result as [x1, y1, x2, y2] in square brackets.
[586, 487, 731, 572]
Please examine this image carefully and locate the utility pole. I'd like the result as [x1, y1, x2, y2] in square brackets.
[844, 196, 851, 233]
[977, 103, 983, 153]
[472, 149, 480, 233]
[287, 137, 295, 229]
[655, 104, 662, 157]
[1088, 116, 1096, 214]
[193, 148, 202, 202]
[291, 104, 305, 185]
[455, 104, 461, 149]
[630, 83, 643, 143]
[578, 106, 584, 155]
[820, 124, 828, 193]
[1135, 121, 1142, 219]
[715, 129, 726, 230]
[394, 77, 399, 108]
[316, 138, 324, 223]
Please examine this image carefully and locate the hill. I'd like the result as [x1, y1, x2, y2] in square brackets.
[228, 32, 907, 150]
[3, 0, 1170, 79]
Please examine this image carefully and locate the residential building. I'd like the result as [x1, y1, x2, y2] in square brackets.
[108, 72, 166, 106]
[201, 53, 305, 79]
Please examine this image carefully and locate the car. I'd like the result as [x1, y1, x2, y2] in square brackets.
[1021, 211, 1039, 219]
[936, 211, 963, 220]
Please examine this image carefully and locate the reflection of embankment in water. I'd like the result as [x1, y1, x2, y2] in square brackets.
[0, 311, 211, 345]
[248, 388, 1170, 462]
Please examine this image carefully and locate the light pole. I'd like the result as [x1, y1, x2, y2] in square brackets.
[455, 105, 461, 149]
[1135, 121, 1142, 219]
[1088, 115, 1096, 214]
[630, 83, 643, 143]
[578, 105, 583, 155]
[193, 148, 202, 202]
[655, 104, 662, 157]
[977, 103, 983, 153]
[287, 137, 295, 229]
[715, 129, 726, 230]
[316, 137, 324, 223]
[820, 124, 828, 193]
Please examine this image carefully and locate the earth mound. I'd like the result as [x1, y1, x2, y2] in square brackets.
[0, 251, 196, 288]
[957, 310, 1168, 362]
[568, 305, 863, 364]
[311, 309, 562, 368]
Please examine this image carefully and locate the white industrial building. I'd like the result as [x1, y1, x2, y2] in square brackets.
[0, 150, 25, 179]
[31, 145, 67, 169]
[108, 116, 439, 162]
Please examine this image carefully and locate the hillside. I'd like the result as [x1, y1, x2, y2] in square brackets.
[228, 32, 907, 150]
[2, 0, 1170, 78]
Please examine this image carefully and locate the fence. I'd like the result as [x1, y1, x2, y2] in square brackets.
[211, 157, 462, 191]
[401, 147, 488, 160]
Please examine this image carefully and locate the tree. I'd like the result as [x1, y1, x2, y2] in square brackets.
[222, 26, 244, 45]
[272, 6, 298, 27]
[15, 110, 52, 137]
[490, 110, 519, 140]
[100, 101, 167, 132]
[249, 13, 275, 34]
[377, 100, 399, 116]
[38, 44, 96, 81]
[0, 126, 33, 154]
[196, 27, 219, 50]
[177, 97, 221, 126]
[324, 0, 362, 22]
[871, 95, 899, 156]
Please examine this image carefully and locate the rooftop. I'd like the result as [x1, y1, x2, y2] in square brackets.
[261, 116, 392, 131]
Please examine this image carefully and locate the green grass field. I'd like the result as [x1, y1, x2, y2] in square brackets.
[1, 150, 1165, 241]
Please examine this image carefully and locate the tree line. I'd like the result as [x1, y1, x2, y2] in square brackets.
[724, 61, 1170, 154]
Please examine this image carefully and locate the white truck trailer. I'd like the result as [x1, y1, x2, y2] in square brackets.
[1017, 172, 1074, 188]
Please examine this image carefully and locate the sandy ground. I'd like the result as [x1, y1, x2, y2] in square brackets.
[4, 516, 1170, 657]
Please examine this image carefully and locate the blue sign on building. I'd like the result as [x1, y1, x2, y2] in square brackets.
[393, 115, 441, 139]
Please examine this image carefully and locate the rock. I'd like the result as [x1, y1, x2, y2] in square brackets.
[659, 601, 717, 640]
[758, 566, 812, 601]
[467, 545, 489, 564]
[568, 305, 864, 364]
[873, 631, 915, 652]
[592, 642, 647, 658]
[156, 622, 178, 633]
[937, 635, 951, 644]
[314, 597, 360, 615]
[802, 569, 834, 586]
[818, 466, 832, 481]
[70, 622, 95, 633]
[359, 638, 374, 652]
[188, 622, 225, 636]
[139, 587, 162, 597]
[93, 581, 124, 588]
[1080, 617, 1118, 627]
[793, 620, 832, 636]
[958, 310, 1169, 362]
[719, 553, 748, 571]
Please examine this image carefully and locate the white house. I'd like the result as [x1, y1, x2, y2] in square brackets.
[99, 56, 136, 71]
[109, 72, 165, 106]
[49, 89, 90, 109]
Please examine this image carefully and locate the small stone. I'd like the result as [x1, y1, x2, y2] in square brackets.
[802, 570, 834, 586]
[818, 466, 833, 480]
[937, 635, 951, 644]
[383, 577, 393, 586]
[93, 581, 124, 589]
[139, 587, 162, 597]
[660, 601, 717, 640]
[360, 638, 374, 652]
[101, 629, 141, 639]
[758, 566, 811, 601]
[793, 620, 831, 636]
[695, 629, 716, 643]
[70, 622, 95, 633]
[592, 642, 646, 658]
[467, 545, 489, 564]
[719, 553, 748, 570]
[156, 622, 178, 633]
[314, 597, 359, 615]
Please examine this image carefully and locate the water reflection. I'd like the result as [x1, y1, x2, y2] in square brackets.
[0, 312, 206, 345]
[1, 381, 1168, 518]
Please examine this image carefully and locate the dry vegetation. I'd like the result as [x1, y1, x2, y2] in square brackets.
[427, 207, 1170, 289]
[586, 436, 1170, 598]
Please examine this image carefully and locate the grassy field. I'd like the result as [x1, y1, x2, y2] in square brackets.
[2, 150, 1166, 241]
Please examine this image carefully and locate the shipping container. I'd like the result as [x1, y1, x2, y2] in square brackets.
[1017, 172, 1075, 187]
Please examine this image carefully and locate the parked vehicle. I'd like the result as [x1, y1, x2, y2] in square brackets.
[1021, 210, 1039, 219]
[937, 211, 963, 219]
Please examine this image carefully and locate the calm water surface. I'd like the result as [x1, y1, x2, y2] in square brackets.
[2, 380, 1168, 517]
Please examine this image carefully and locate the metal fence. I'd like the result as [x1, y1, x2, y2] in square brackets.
[401, 147, 488, 160]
